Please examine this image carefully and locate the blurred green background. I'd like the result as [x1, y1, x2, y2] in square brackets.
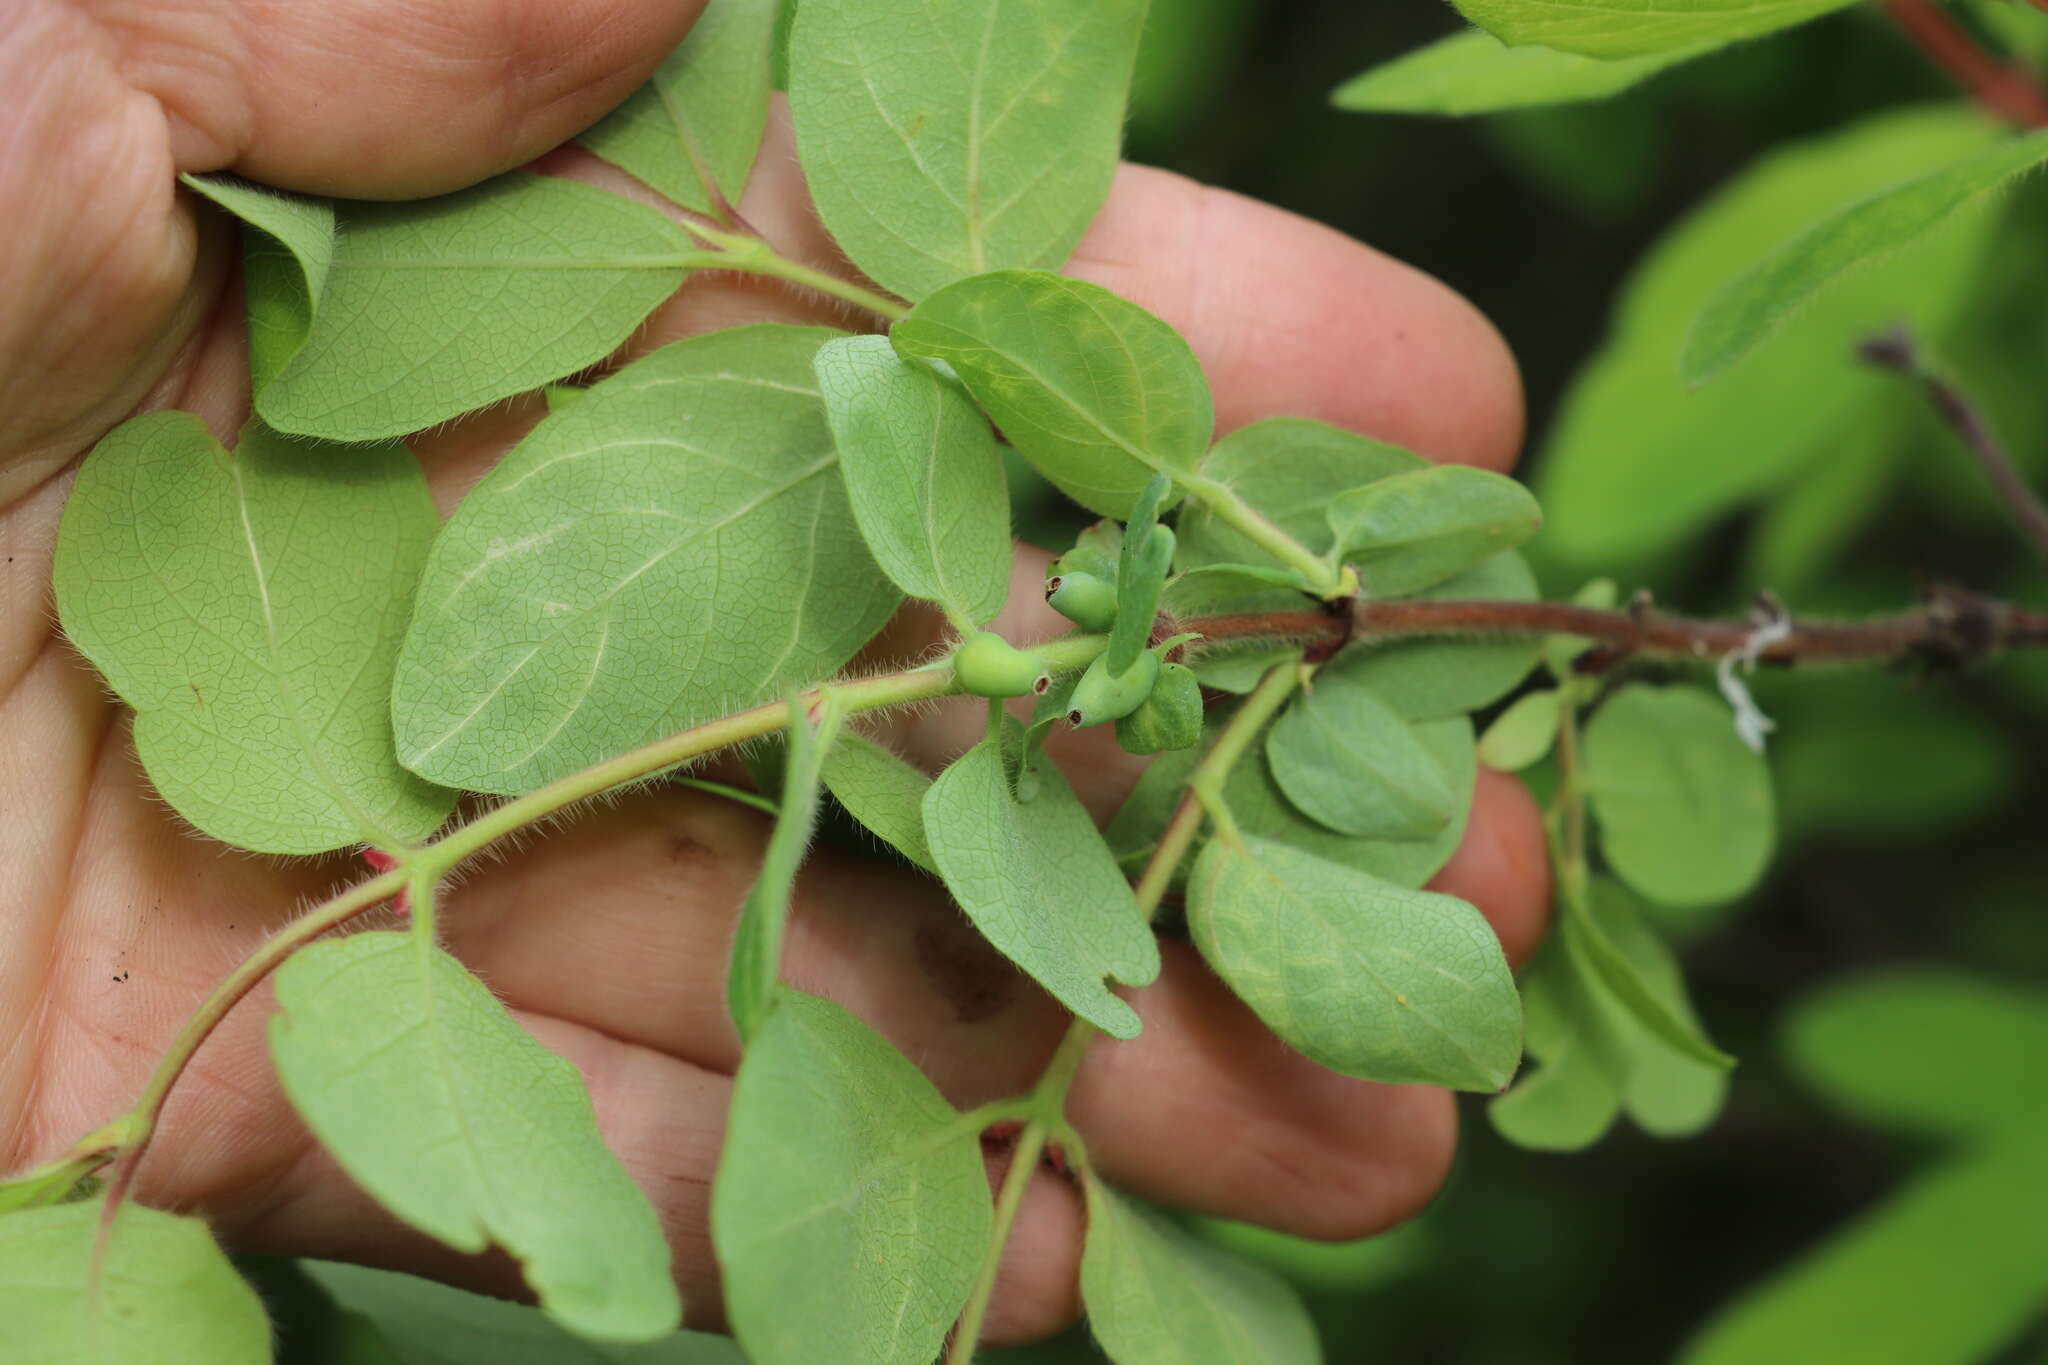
[1005, 2, 2048, 1362]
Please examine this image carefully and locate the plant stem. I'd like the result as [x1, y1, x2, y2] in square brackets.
[1859, 326, 2048, 565]
[1884, 0, 2048, 127]
[947, 1121, 1049, 1365]
[1183, 474, 1350, 598]
[944, 657, 1301, 1361]
[1190, 588, 2048, 671]
[1137, 657, 1304, 906]
[680, 220, 910, 322]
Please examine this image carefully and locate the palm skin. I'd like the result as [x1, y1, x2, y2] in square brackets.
[0, 0, 1549, 1342]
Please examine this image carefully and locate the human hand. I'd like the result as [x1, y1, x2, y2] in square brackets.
[0, 0, 1547, 1343]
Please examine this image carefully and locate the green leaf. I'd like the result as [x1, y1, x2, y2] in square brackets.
[1583, 683, 1775, 908]
[820, 731, 938, 872]
[730, 698, 842, 1045]
[1326, 465, 1542, 598]
[713, 992, 991, 1365]
[892, 270, 1213, 519]
[394, 325, 899, 794]
[1535, 106, 2002, 569]
[1325, 549, 1543, 720]
[269, 933, 680, 1342]
[259, 175, 696, 442]
[0, 1198, 270, 1364]
[787, 0, 1146, 301]
[1563, 879, 1734, 1069]
[1489, 938, 1625, 1151]
[813, 335, 1011, 627]
[1478, 689, 1561, 771]
[1163, 563, 1312, 617]
[1686, 130, 2048, 384]
[1189, 835, 1521, 1090]
[1177, 418, 1421, 572]
[579, 0, 777, 215]
[181, 173, 335, 393]
[1108, 475, 1178, 674]
[922, 721, 1161, 1038]
[1449, 0, 1860, 57]
[1333, 29, 1700, 116]
[1784, 973, 2048, 1138]
[1080, 1176, 1320, 1365]
[303, 1262, 744, 1365]
[1264, 671, 1458, 841]
[1492, 879, 1727, 1148]
[1677, 1127, 2048, 1365]
[52, 413, 452, 854]
[1231, 714, 1477, 890]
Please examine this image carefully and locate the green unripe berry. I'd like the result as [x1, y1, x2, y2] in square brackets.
[1045, 571, 1119, 632]
[1066, 649, 1160, 727]
[1114, 662, 1203, 755]
[953, 632, 1051, 699]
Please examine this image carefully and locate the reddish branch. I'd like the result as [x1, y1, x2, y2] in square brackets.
[1187, 586, 2048, 673]
[1884, 0, 2048, 127]
[1860, 327, 2048, 565]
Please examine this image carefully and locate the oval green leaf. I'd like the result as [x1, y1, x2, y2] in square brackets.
[52, 413, 453, 854]
[394, 325, 900, 794]
[181, 173, 335, 394]
[1784, 972, 2048, 1138]
[1583, 683, 1775, 908]
[1177, 417, 1421, 572]
[1534, 106, 2001, 569]
[260, 174, 696, 441]
[1678, 1129, 2048, 1365]
[922, 723, 1161, 1038]
[1326, 464, 1542, 598]
[892, 270, 1214, 519]
[304, 1261, 745, 1365]
[788, 0, 1145, 301]
[1188, 835, 1521, 1090]
[579, 0, 778, 216]
[813, 335, 1011, 627]
[1264, 672, 1458, 841]
[1333, 29, 1702, 116]
[1449, 0, 1860, 58]
[713, 992, 991, 1365]
[269, 933, 681, 1343]
[820, 730, 938, 873]
[1080, 1175, 1321, 1365]
[0, 1198, 269, 1365]
[1478, 689, 1562, 771]
[1686, 128, 2048, 384]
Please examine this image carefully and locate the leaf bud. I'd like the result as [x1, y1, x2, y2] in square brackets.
[1114, 662, 1203, 755]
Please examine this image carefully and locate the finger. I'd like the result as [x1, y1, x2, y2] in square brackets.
[1427, 767, 1553, 969]
[145, 0, 704, 196]
[232, 1009, 1085, 1345]
[1069, 165, 1526, 472]
[432, 777, 1534, 1242]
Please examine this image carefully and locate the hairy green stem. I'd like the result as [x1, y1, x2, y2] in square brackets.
[945, 656, 1303, 1360]
[1183, 474, 1350, 598]
[681, 220, 910, 321]
[81, 636, 1114, 1204]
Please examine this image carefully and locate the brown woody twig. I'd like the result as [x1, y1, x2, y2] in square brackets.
[1188, 586, 2048, 674]
[1883, 0, 2048, 127]
[1860, 326, 2048, 566]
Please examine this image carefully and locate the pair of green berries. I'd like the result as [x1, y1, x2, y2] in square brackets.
[951, 517, 1203, 756]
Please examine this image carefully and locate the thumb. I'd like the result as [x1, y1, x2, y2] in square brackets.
[147, 0, 706, 198]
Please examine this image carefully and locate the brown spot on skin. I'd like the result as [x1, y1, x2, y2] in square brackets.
[914, 921, 1018, 1024]
[666, 830, 714, 867]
